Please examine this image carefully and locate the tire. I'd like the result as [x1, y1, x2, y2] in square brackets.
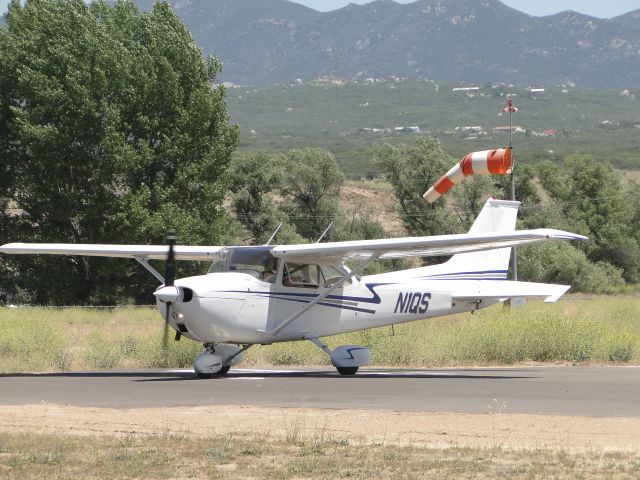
[336, 366, 359, 375]
[195, 365, 231, 379]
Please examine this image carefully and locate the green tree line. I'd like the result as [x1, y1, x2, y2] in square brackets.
[231, 138, 639, 294]
[1, 1, 638, 306]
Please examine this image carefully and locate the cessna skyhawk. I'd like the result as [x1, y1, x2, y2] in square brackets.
[1, 198, 586, 377]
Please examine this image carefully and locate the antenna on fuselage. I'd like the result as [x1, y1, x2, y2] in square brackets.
[265, 222, 283, 246]
[316, 222, 334, 243]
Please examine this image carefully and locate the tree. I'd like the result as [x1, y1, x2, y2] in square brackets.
[493, 163, 546, 229]
[536, 156, 640, 283]
[279, 148, 345, 241]
[0, 0, 238, 304]
[228, 151, 303, 245]
[229, 148, 385, 246]
[450, 175, 495, 230]
[372, 137, 458, 237]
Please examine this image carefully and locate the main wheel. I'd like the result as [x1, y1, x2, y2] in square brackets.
[195, 366, 231, 379]
[336, 366, 359, 375]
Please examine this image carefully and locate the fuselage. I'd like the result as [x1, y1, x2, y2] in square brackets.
[157, 268, 498, 345]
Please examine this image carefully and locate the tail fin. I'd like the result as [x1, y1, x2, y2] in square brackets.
[439, 198, 519, 280]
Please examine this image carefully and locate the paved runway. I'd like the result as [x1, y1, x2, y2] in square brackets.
[2, 366, 639, 416]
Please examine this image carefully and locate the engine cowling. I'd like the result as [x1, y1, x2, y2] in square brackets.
[330, 345, 372, 368]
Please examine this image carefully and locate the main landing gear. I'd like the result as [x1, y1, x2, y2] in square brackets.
[306, 334, 371, 376]
[193, 343, 250, 379]
[192, 337, 370, 378]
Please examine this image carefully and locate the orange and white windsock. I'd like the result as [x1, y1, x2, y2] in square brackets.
[422, 148, 512, 203]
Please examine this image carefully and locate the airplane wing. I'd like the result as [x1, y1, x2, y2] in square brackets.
[270, 229, 587, 264]
[1, 229, 586, 264]
[0, 243, 223, 261]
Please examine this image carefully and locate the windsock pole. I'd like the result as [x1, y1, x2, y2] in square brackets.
[504, 98, 518, 280]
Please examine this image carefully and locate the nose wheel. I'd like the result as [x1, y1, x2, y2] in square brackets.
[193, 343, 252, 379]
[196, 365, 230, 379]
[336, 366, 359, 375]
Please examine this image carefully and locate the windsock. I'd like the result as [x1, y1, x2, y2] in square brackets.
[423, 148, 512, 203]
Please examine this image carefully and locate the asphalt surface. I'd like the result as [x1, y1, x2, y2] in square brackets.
[1, 367, 639, 416]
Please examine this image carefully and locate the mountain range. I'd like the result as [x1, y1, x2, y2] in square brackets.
[5, 0, 640, 88]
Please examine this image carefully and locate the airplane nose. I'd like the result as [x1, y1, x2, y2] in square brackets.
[154, 285, 180, 303]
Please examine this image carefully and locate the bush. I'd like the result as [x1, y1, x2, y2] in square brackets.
[518, 242, 625, 293]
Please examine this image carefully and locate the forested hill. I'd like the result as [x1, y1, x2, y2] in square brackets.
[123, 0, 640, 88]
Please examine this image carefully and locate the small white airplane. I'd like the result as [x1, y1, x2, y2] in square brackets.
[1, 198, 586, 378]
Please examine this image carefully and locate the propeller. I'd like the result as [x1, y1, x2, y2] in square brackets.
[153, 230, 178, 354]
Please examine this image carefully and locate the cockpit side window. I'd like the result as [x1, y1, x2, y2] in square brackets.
[322, 265, 352, 287]
[282, 262, 325, 288]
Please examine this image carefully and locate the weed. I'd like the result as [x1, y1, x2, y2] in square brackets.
[7, 451, 63, 467]
[204, 436, 235, 464]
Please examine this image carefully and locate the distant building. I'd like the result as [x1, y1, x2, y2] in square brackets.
[452, 87, 479, 92]
[531, 129, 558, 137]
[455, 126, 483, 135]
[395, 126, 421, 133]
[493, 126, 525, 133]
[599, 120, 619, 130]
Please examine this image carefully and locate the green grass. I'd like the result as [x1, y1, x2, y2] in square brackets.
[1, 296, 639, 372]
[1, 431, 639, 479]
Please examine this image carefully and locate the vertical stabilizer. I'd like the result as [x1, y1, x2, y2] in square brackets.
[363, 198, 522, 282]
[440, 198, 519, 280]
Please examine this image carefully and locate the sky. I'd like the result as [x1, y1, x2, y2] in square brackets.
[292, 0, 640, 18]
[2, 0, 640, 18]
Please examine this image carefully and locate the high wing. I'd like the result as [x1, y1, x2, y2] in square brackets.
[271, 229, 587, 264]
[1, 229, 586, 264]
[0, 243, 223, 261]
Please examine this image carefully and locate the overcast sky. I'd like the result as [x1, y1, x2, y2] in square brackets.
[2, 0, 640, 19]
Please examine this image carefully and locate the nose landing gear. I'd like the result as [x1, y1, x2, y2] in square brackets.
[193, 343, 252, 379]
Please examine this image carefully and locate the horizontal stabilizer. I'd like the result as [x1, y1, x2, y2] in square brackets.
[452, 280, 571, 303]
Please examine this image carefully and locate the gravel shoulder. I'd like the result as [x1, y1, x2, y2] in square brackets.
[2, 404, 639, 453]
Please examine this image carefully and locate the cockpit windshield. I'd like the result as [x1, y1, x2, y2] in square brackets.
[208, 246, 277, 278]
[208, 246, 353, 286]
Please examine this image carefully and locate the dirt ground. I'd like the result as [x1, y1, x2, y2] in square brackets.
[2, 404, 639, 453]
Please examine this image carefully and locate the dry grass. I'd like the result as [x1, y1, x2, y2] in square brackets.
[1, 430, 640, 479]
[0, 296, 639, 373]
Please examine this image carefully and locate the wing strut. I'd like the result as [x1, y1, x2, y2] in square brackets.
[135, 257, 165, 283]
[262, 253, 380, 335]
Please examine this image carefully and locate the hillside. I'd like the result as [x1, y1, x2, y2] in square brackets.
[130, 0, 640, 89]
[226, 81, 640, 175]
[3, 1, 640, 88]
